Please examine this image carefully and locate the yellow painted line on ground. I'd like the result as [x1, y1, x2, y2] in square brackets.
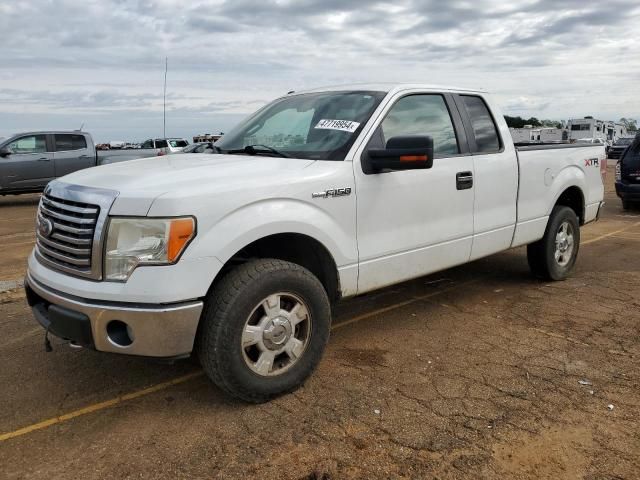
[0, 217, 36, 223]
[609, 235, 640, 242]
[0, 279, 475, 443]
[0, 371, 203, 442]
[0, 221, 634, 442]
[582, 221, 640, 245]
[331, 277, 483, 331]
[2, 240, 35, 248]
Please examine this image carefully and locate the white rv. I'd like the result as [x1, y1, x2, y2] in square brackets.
[510, 127, 566, 144]
[567, 118, 628, 145]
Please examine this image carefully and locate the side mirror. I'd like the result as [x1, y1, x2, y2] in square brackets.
[0, 146, 11, 157]
[367, 135, 434, 173]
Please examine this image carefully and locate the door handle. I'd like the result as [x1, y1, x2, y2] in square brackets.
[456, 171, 473, 190]
[37, 158, 51, 162]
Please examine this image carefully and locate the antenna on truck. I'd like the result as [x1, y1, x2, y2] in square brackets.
[163, 57, 168, 139]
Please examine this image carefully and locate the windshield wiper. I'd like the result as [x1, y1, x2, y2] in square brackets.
[223, 144, 290, 158]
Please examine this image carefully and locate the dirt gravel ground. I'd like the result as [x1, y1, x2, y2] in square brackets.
[0, 168, 639, 479]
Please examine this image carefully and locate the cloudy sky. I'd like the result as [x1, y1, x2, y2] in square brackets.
[1, 0, 639, 142]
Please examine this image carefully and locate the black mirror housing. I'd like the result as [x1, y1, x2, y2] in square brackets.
[367, 135, 434, 173]
[0, 146, 10, 157]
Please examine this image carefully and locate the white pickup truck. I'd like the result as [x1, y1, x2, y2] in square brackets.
[26, 84, 606, 402]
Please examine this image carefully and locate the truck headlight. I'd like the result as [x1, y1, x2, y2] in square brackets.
[105, 217, 196, 281]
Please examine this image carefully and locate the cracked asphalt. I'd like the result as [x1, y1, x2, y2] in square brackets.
[1, 168, 639, 479]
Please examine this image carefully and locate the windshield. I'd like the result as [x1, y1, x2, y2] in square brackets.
[181, 143, 202, 153]
[616, 137, 633, 146]
[216, 90, 386, 160]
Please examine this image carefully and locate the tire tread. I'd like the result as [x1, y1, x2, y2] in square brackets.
[197, 259, 330, 403]
[526, 206, 580, 281]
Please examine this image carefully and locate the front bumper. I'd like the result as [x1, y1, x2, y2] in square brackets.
[615, 181, 640, 201]
[25, 273, 203, 358]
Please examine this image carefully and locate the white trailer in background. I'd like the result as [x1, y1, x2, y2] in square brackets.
[510, 127, 565, 144]
[567, 118, 628, 145]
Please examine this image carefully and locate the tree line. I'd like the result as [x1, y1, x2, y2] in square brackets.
[504, 116, 562, 129]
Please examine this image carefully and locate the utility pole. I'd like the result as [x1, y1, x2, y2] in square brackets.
[163, 57, 168, 138]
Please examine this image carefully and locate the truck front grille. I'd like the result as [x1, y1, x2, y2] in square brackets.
[36, 194, 100, 276]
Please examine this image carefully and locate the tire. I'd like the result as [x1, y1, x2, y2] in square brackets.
[197, 259, 331, 403]
[622, 200, 631, 211]
[527, 206, 580, 281]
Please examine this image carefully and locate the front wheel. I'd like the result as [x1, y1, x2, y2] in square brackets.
[197, 259, 331, 403]
[622, 200, 631, 211]
[527, 206, 580, 281]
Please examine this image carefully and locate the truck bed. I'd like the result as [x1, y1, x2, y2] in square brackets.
[512, 143, 606, 247]
[97, 148, 160, 165]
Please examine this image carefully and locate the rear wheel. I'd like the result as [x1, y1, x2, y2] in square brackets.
[197, 259, 331, 403]
[527, 206, 580, 281]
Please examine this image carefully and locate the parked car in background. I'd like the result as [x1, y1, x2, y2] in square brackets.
[607, 136, 634, 160]
[178, 142, 217, 154]
[140, 138, 189, 155]
[0, 131, 162, 194]
[615, 133, 640, 210]
[575, 137, 606, 145]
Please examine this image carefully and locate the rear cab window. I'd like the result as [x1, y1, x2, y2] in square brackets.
[459, 95, 501, 153]
[54, 134, 87, 151]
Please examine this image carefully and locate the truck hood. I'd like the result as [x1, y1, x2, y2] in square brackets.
[58, 153, 316, 215]
[64, 153, 314, 192]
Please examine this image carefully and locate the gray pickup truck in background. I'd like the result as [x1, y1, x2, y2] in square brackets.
[0, 131, 162, 195]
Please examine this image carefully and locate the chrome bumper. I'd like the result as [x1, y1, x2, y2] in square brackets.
[25, 272, 203, 358]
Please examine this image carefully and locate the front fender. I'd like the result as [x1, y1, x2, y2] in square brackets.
[195, 197, 357, 266]
[182, 197, 359, 295]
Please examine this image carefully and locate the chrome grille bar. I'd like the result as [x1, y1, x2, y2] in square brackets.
[37, 214, 94, 235]
[41, 196, 99, 215]
[36, 233, 92, 256]
[50, 232, 92, 245]
[34, 182, 118, 280]
[36, 193, 97, 273]
[36, 241, 91, 266]
[39, 205, 98, 224]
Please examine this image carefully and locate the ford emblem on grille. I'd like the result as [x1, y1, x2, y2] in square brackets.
[37, 216, 53, 238]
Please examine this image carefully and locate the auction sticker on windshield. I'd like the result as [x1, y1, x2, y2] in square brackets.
[314, 119, 360, 133]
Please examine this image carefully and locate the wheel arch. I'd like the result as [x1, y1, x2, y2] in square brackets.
[553, 185, 585, 224]
[208, 232, 342, 305]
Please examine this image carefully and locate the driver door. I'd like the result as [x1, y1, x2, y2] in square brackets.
[1, 134, 54, 191]
[354, 92, 475, 294]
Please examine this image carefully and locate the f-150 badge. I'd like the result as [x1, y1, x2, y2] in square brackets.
[312, 187, 352, 199]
